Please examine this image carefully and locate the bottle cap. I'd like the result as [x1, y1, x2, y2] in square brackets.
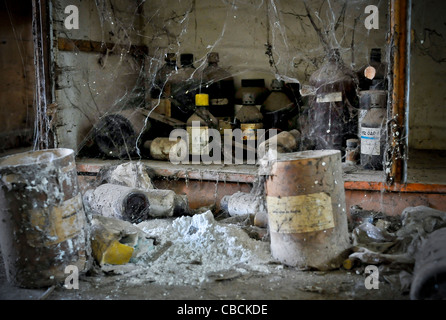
[195, 93, 209, 106]
[165, 53, 176, 62]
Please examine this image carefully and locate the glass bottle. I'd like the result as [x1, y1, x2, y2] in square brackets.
[170, 53, 201, 122]
[151, 53, 177, 99]
[357, 48, 387, 91]
[308, 48, 358, 153]
[261, 79, 295, 131]
[201, 52, 235, 119]
[186, 93, 218, 158]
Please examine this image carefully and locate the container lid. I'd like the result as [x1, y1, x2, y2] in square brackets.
[271, 79, 284, 90]
[165, 53, 176, 62]
[195, 93, 209, 106]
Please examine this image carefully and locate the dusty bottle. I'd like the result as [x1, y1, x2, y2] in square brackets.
[360, 103, 387, 170]
[201, 52, 235, 118]
[151, 53, 178, 99]
[345, 138, 359, 165]
[235, 79, 270, 106]
[357, 48, 387, 91]
[170, 53, 201, 122]
[186, 93, 218, 159]
[308, 48, 358, 153]
[261, 79, 295, 131]
[358, 90, 387, 137]
[235, 92, 264, 142]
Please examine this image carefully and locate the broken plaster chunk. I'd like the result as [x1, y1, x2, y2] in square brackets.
[90, 215, 154, 266]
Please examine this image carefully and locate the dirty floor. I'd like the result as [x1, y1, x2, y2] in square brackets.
[0, 249, 408, 301]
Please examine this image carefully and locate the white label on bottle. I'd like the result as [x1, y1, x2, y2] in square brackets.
[316, 92, 342, 103]
[187, 126, 209, 156]
[361, 127, 381, 156]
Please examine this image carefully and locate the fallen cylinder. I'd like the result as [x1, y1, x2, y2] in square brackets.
[265, 150, 351, 270]
[410, 227, 446, 300]
[0, 148, 90, 288]
[220, 192, 266, 217]
[83, 183, 150, 223]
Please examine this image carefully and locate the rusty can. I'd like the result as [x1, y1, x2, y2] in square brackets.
[265, 150, 351, 270]
[0, 148, 91, 288]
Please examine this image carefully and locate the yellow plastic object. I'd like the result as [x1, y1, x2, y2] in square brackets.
[343, 258, 353, 270]
[195, 93, 209, 106]
[101, 240, 135, 265]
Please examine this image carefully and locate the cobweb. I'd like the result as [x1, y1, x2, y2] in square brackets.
[47, 0, 390, 164]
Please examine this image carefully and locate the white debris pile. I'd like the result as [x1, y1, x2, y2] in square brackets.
[135, 211, 271, 286]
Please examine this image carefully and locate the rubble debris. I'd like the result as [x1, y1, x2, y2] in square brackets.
[410, 227, 446, 300]
[96, 162, 155, 191]
[135, 211, 271, 286]
[348, 206, 446, 297]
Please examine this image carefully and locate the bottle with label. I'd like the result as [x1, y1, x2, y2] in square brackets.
[150, 53, 178, 117]
[201, 52, 235, 119]
[308, 48, 358, 152]
[358, 90, 387, 137]
[360, 104, 387, 170]
[235, 92, 264, 142]
[261, 79, 295, 131]
[186, 93, 218, 159]
[170, 53, 201, 122]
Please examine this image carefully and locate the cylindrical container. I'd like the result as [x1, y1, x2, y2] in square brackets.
[410, 228, 446, 300]
[94, 109, 150, 158]
[149, 137, 188, 162]
[220, 191, 266, 217]
[0, 148, 90, 288]
[83, 183, 150, 223]
[265, 150, 351, 270]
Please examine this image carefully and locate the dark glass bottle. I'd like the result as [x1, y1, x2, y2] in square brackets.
[201, 52, 235, 119]
[357, 48, 387, 91]
[360, 99, 387, 170]
[151, 53, 177, 99]
[308, 48, 358, 153]
[170, 53, 201, 122]
[261, 79, 295, 131]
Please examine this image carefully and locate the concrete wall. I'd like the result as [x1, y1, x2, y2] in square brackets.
[143, 0, 388, 88]
[408, 0, 446, 150]
[51, 0, 145, 152]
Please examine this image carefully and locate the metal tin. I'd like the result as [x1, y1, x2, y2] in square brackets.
[0, 148, 90, 288]
[265, 150, 351, 270]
